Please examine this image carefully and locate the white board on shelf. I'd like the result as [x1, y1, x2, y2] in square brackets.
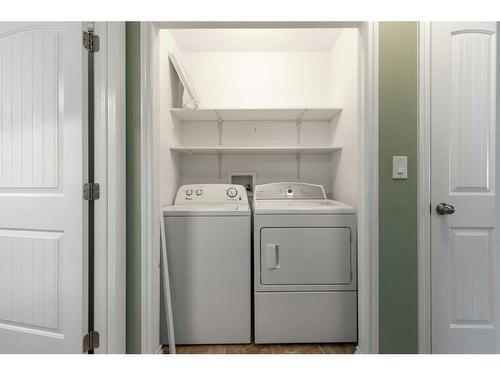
[168, 50, 200, 108]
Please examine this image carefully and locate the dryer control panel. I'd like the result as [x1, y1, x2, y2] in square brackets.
[254, 182, 326, 200]
[174, 184, 249, 204]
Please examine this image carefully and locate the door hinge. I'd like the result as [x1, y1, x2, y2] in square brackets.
[83, 182, 100, 201]
[83, 330, 100, 352]
[83, 31, 100, 53]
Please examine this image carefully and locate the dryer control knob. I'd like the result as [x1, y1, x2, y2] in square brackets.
[185, 189, 193, 196]
[227, 187, 238, 198]
[196, 189, 203, 196]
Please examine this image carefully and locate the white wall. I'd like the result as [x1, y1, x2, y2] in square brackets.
[180, 154, 334, 192]
[159, 30, 182, 207]
[182, 52, 332, 108]
[329, 29, 359, 207]
[169, 28, 342, 52]
[181, 121, 332, 147]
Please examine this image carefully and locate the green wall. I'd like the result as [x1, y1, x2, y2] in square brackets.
[126, 21, 142, 354]
[378, 22, 419, 353]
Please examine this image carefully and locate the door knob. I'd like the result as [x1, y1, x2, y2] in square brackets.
[436, 203, 455, 215]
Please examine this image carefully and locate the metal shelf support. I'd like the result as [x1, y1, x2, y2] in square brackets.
[217, 153, 223, 179]
[296, 120, 302, 145]
[217, 120, 223, 146]
[296, 153, 302, 179]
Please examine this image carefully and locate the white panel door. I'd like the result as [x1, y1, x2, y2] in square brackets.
[431, 22, 498, 353]
[0, 23, 86, 353]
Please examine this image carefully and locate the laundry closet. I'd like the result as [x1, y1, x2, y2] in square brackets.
[155, 26, 361, 349]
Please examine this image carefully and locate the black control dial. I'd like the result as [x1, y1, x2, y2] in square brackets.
[227, 187, 238, 198]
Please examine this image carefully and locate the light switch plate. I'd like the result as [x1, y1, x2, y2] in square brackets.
[392, 156, 408, 179]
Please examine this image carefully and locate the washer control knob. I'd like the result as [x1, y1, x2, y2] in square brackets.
[195, 189, 203, 196]
[185, 189, 193, 196]
[227, 187, 238, 198]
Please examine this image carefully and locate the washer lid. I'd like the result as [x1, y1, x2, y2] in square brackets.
[163, 204, 250, 216]
[253, 199, 355, 214]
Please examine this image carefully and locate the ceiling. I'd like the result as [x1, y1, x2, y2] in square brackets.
[169, 29, 343, 52]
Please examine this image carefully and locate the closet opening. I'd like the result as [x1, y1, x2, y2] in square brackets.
[140, 22, 378, 355]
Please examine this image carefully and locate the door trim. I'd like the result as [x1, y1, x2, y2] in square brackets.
[417, 21, 432, 354]
[140, 21, 160, 354]
[496, 22, 500, 355]
[140, 21, 380, 354]
[93, 21, 127, 354]
[356, 21, 379, 354]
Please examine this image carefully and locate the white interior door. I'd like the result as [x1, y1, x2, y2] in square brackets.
[431, 22, 498, 353]
[0, 22, 86, 353]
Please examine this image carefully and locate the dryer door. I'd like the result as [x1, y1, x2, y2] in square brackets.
[260, 227, 352, 286]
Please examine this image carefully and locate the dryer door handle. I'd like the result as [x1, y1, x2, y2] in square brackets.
[265, 244, 281, 269]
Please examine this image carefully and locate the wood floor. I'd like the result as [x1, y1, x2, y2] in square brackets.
[162, 343, 356, 354]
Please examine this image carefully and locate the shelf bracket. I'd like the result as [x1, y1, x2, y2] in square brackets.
[217, 152, 223, 180]
[296, 153, 302, 179]
[217, 120, 223, 146]
[296, 121, 302, 145]
[295, 108, 307, 145]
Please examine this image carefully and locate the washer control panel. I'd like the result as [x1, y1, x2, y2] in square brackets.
[175, 184, 248, 204]
[254, 182, 326, 200]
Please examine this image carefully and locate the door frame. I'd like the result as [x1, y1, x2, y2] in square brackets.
[417, 21, 432, 354]
[417, 21, 500, 354]
[93, 21, 127, 354]
[139, 21, 379, 354]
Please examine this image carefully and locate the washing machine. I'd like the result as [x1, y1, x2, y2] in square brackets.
[253, 182, 357, 344]
[162, 184, 251, 344]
